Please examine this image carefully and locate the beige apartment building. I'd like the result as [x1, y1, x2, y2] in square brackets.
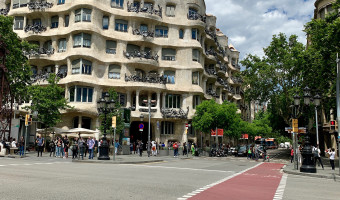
[1, 0, 246, 146]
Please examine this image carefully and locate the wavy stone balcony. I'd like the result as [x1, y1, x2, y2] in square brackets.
[24, 24, 47, 34]
[24, 48, 55, 57]
[31, 71, 67, 83]
[125, 73, 166, 84]
[123, 50, 159, 62]
[28, 2, 53, 11]
[127, 2, 162, 18]
[132, 29, 154, 38]
[161, 107, 189, 119]
[205, 29, 217, 42]
[187, 13, 206, 23]
[0, 8, 9, 16]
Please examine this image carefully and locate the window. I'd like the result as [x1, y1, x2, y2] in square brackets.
[179, 29, 184, 39]
[193, 95, 201, 109]
[103, 16, 109, 30]
[108, 64, 121, 79]
[192, 28, 199, 40]
[58, 39, 67, 52]
[161, 122, 174, 135]
[64, 15, 69, 27]
[72, 59, 92, 75]
[126, 44, 140, 54]
[143, 2, 153, 10]
[188, 7, 198, 18]
[69, 86, 93, 102]
[111, 0, 124, 8]
[162, 48, 176, 61]
[216, 88, 221, 97]
[33, 18, 41, 25]
[165, 94, 181, 108]
[135, 69, 145, 78]
[43, 65, 55, 73]
[14, 16, 24, 30]
[75, 8, 91, 22]
[13, 0, 28, 9]
[43, 40, 53, 51]
[58, 65, 67, 75]
[115, 19, 128, 32]
[192, 49, 200, 62]
[166, 5, 175, 17]
[73, 33, 91, 48]
[140, 24, 148, 32]
[58, 0, 65, 4]
[51, 16, 59, 28]
[155, 26, 168, 38]
[31, 66, 37, 75]
[106, 40, 117, 54]
[192, 71, 199, 85]
[164, 71, 175, 84]
[133, 1, 140, 7]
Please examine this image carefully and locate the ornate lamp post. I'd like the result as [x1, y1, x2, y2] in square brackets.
[143, 99, 156, 157]
[97, 93, 115, 160]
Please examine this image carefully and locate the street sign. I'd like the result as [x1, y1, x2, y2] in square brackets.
[185, 123, 188, 128]
[112, 116, 116, 128]
[139, 123, 144, 132]
[292, 119, 298, 132]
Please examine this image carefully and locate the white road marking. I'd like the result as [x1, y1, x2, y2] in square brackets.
[177, 162, 263, 200]
[273, 173, 288, 200]
[124, 164, 234, 173]
[0, 162, 70, 168]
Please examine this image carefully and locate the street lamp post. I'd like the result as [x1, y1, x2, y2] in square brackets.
[97, 93, 115, 160]
[143, 99, 156, 157]
[336, 52, 340, 175]
[293, 94, 300, 170]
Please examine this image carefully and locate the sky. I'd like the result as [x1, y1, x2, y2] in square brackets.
[205, 0, 315, 61]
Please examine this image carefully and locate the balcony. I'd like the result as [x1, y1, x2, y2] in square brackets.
[205, 29, 217, 41]
[187, 13, 206, 23]
[161, 107, 189, 119]
[132, 29, 154, 38]
[24, 48, 55, 56]
[125, 73, 166, 84]
[219, 64, 227, 72]
[231, 77, 243, 84]
[123, 50, 159, 62]
[206, 89, 219, 98]
[127, 3, 162, 18]
[24, 24, 47, 34]
[28, 2, 53, 11]
[139, 108, 157, 113]
[31, 71, 67, 83]
[0, 8, 9, 16]
[204, 67, 217, 76]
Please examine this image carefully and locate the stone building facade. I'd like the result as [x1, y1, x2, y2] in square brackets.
[2, 0, 246, 146]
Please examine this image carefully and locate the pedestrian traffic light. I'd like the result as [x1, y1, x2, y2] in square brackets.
[330, 120, 336, 130]
[28, 114, 33, 125]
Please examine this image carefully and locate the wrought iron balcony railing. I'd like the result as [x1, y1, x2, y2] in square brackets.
[231, 76, 243, 84]
[219, 64, 227, 72]
[31, 71, 67, 83]
[0, 8, 9, 16]
[187, 13, 206, 22]
[206, 89, 219, 98]
[125, 73, 166, 84]
[24, 24, 47, 34]
[127, 2, 162, 18]
[205, 29, 217, 41]
[139, 108, 157, 113]
[24, 48, 55, 56]
[28, 2, 53, 11]
[161, 107, 189, 119]
[132, 29, 154, 38]
[204, 67, 217, 76]
[123, 50, 159, 61]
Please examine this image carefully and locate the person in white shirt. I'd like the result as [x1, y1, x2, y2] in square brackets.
[11, 139, 17, 148]
[325, 148, 336, 170]
[313, 145, 324, 169]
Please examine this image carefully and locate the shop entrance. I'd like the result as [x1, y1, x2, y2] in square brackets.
[130, 121, 152, 149]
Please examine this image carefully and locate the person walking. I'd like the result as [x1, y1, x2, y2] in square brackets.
[247, 146, 252, 160]
[78, 137, 85, 160]
[87, 137, 95, 159]
[36, 135, 44, 157]
[173, 142, 178, 157]
[183, 142, 187, 156]
[325, 148, 336, 171]
[49, 139, 55, 157]
[290, 147, 294, 163]
[72, 138, 78, 159]
[255, 145, 260, 161]
[19, 136, 25, 157]
[152, 141, 157, 156]
[313, 145, 324, 169]
[191, 143, 195, 156]
[115, 140, 120, 155]
[138, 141, 143, 157]
[64, 136, 69, 159]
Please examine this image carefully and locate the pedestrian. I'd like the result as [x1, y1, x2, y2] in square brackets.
[11, 139, 17, 148]
[19, 136, 25, 157]
[139, 140, 143, 157]
[115, 140, 120, 155]
[72, 138, 78, 159]
[87, 137, 95, 159]
[152, 141, 157, 156]
[56, 137, 62, 157]
[183, 142, 187, 156]
[49, 139, 55, 157]
[191, 143, 195, 156]
[64, 136, 69, 159]
[313, 145, 324, 169]
[36, 135, 44, 157]
[255, 145, 260, 161]
[247, 146, 252, 159]
[133, 142, 136, 154]
[84, 139, 88, 158]
[78, 137, 85, 160]
[130, 142, 133, 154]
[325, 148, 335, 171]
[262, 147, 267, 162]
[173, 142, 178, 157]
[290, 147, 294, 163]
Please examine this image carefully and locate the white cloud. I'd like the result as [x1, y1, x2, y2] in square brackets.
[205, 0, 315, 60]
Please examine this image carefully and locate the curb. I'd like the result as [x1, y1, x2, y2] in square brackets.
[72, 159, 164, 164]
[283, 165, 340, 180]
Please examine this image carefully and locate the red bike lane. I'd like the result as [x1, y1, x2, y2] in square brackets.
[189, 163, 284, 200]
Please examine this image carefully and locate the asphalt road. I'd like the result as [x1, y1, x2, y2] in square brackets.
[1, 149, 339, 200]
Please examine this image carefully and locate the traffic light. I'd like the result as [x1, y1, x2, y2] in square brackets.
[330, 120, 336, 130]
[28, 114, 33, 125]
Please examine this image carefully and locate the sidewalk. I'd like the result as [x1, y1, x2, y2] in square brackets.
[283, 157, 340, 179]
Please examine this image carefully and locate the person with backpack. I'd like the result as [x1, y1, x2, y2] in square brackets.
[313, 145, 324, 169]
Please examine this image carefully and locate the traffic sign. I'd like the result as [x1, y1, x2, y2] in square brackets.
[292, 119, 298, 132]
[139, 123, 144, 132]
[185, 124, 188, 129]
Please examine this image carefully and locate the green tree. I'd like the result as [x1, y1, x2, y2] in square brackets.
[25, 74, 71, 142]
[98, 89, 125, 140]
[192, 100, 243, 139]
[0, 16, 33, 101]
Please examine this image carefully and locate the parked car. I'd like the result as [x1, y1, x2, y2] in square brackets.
[237, 145, 248, 157]
[229, 147, 236, 156]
